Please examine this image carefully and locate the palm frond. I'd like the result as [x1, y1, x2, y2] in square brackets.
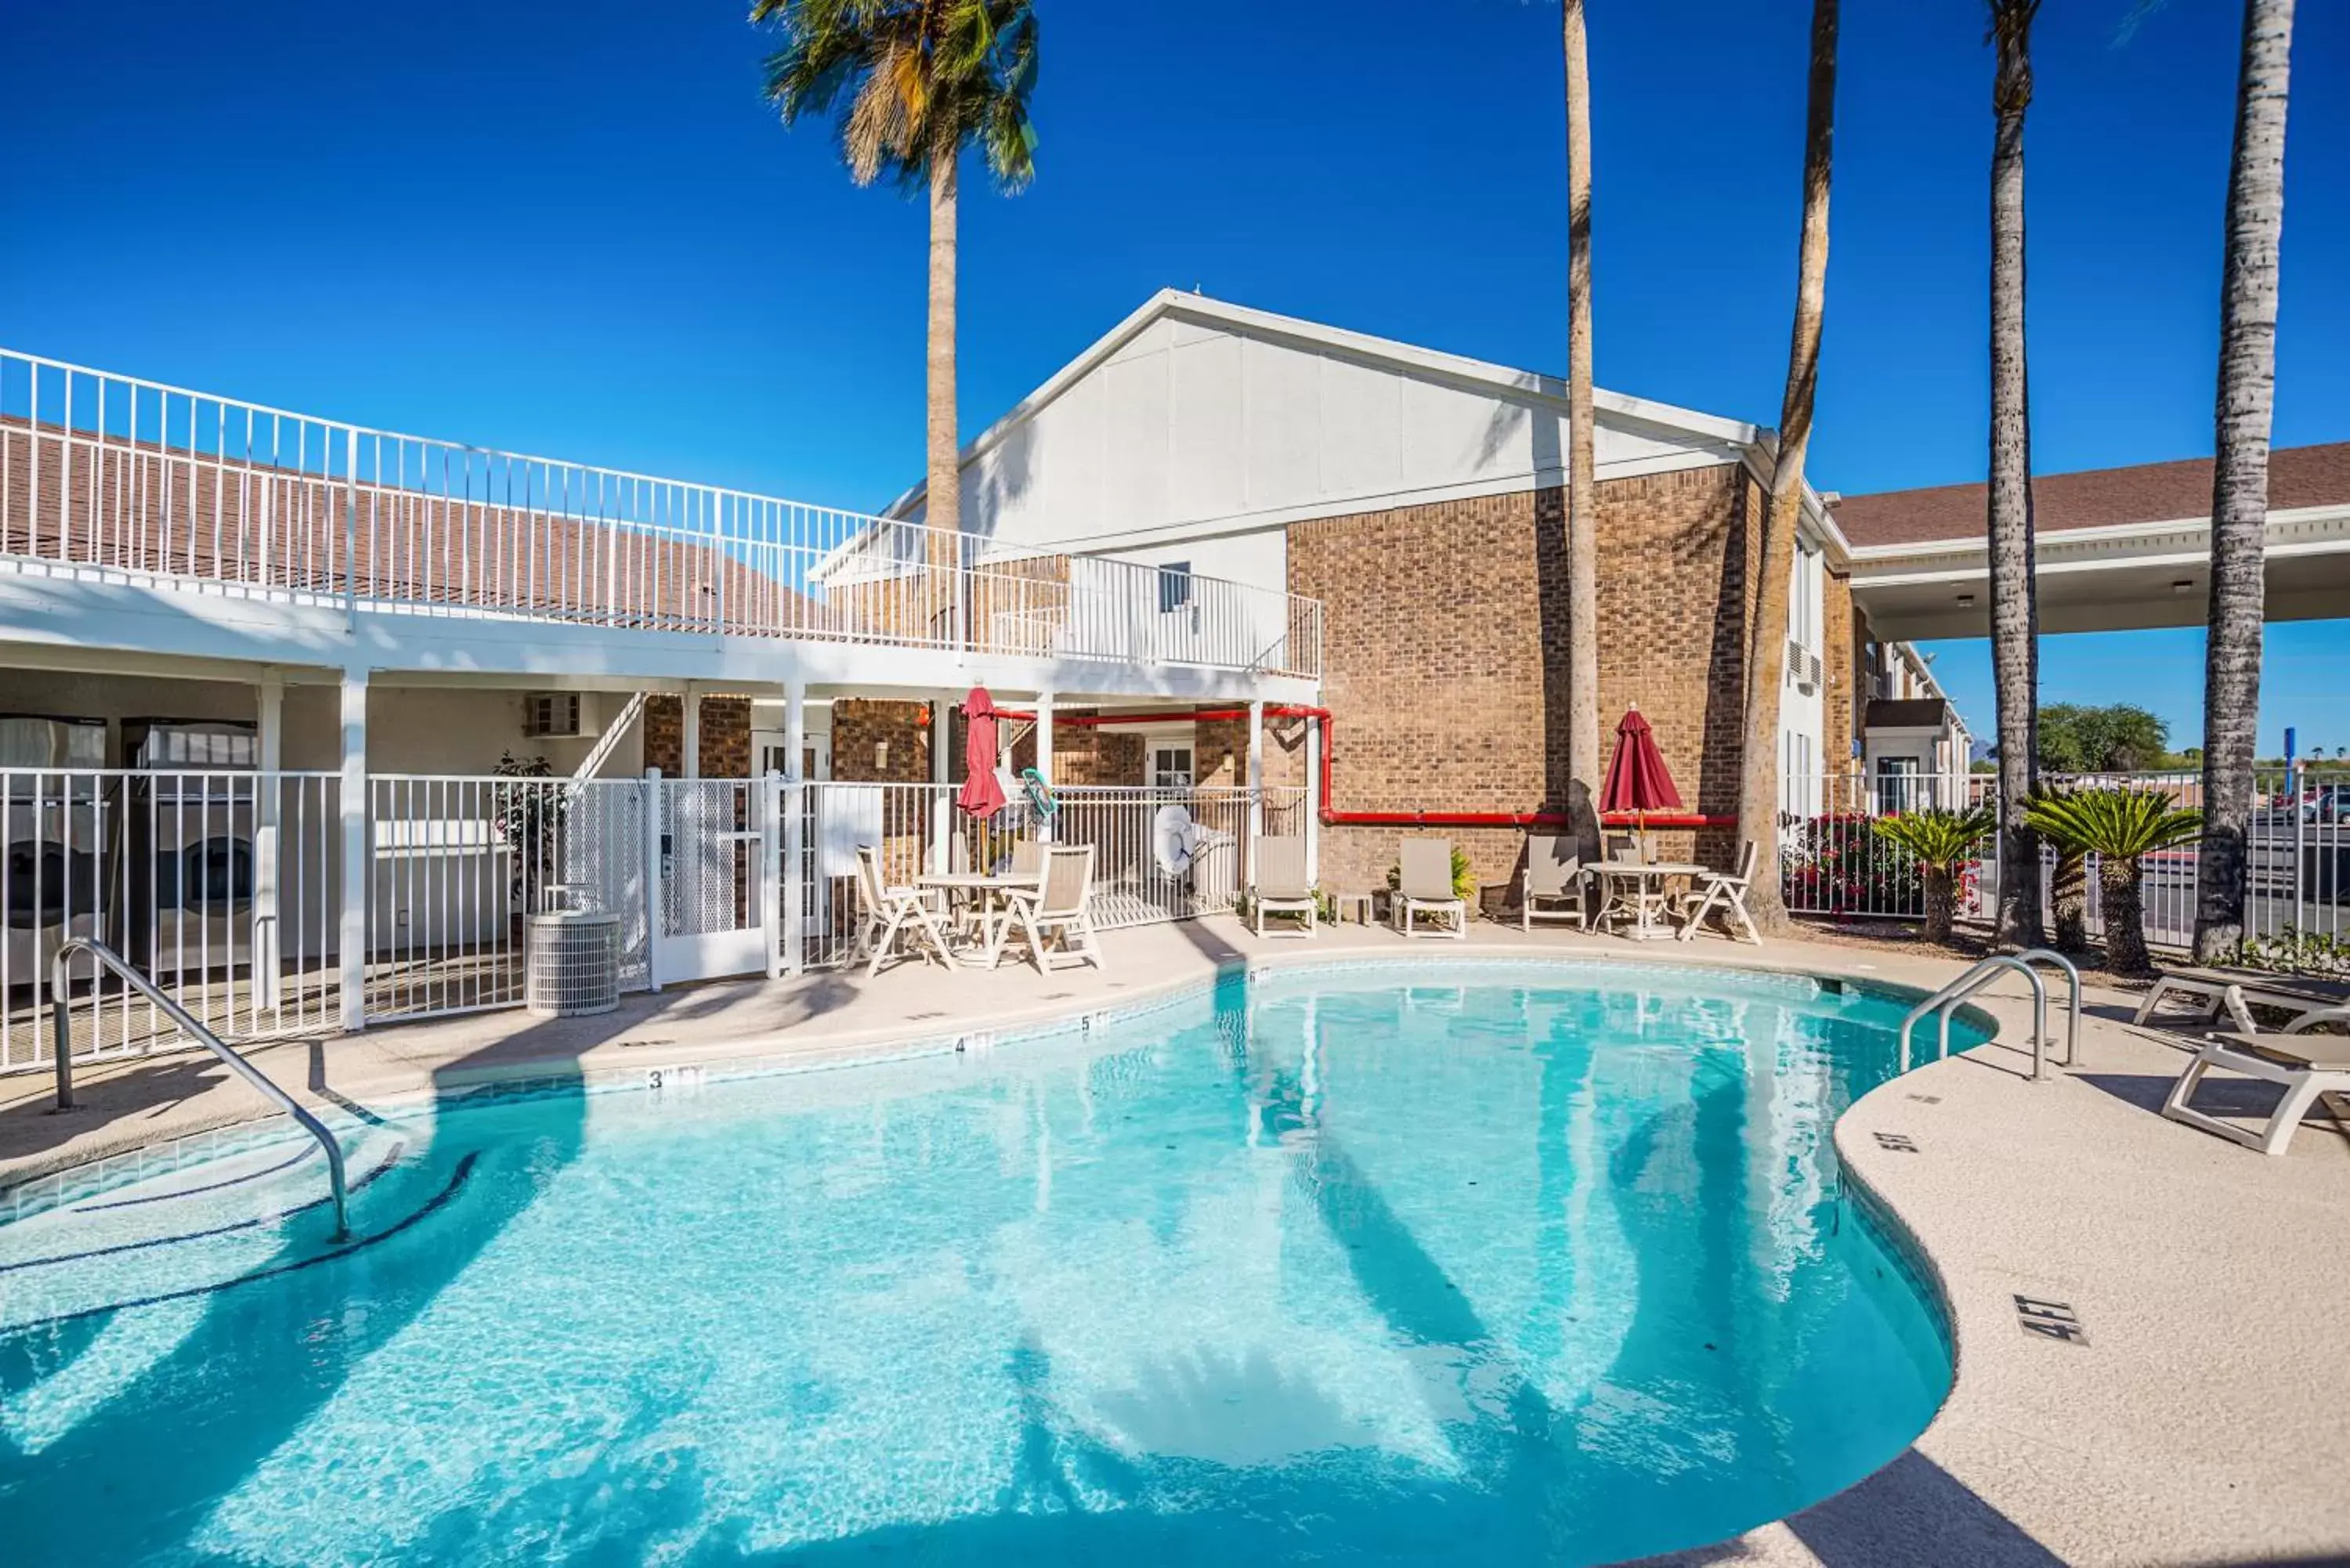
[1871, 806, 1995, 871]
[752, 0, 1039, 196]
[2021, 787, 2201, 862]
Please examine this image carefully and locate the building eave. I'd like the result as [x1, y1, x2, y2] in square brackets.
[884, 290, 1773, 522]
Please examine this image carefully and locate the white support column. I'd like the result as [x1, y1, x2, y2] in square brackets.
[681, 686, 701, 780]
[761, 768, 784, 982]
[642, 768, 665, 993]
[783, 680, 807, 976]
[337, 669, 368, 1033]
[1035, 690, 1056, 843]
[1246, 699, 1266, 850]
[1303, 712, 1321, 886]
[930, 691, 953, 872]
[254, 670, 284, 1012]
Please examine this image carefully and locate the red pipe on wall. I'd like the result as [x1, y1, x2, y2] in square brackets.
[992, 703, 1734, 829]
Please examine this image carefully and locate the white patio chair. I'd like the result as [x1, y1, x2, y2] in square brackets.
[1517, 835, 1587, 933]
[1394, 839, 1468, 941]
[1677, 840, 1762, 945]
[992, 844, 1108, 973]
[2131, 966, 2348, 1036]
[854, 844, 954, 977]
[2160, 1006, 2350, 1157]
[1250, 836, 1317, 939]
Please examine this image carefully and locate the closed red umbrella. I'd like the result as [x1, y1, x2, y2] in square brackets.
[957, 686, 1007, 817]
[1601, 705, 1683, 846]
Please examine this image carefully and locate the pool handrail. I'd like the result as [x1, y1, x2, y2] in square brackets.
[1897, 947, 2081, 1082]
[50, 936, 350, 1241]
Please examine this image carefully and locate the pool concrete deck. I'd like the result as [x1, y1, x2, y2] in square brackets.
[3, 917, 2346, 1566]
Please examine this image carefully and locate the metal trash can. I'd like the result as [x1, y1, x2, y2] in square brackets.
[525, 908, 622, 1017]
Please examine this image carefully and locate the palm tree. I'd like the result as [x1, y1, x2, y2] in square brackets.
[1871, 805, 1994, 947]
[2024, 784, 2092, 952]
[1985, 0, 2043, 949]
[1734, 0, 1838, 935]
[753, 0, 1040, 557]
[2027, 789, 2204, 977]
[2196, 0, 2298, 963]
[1560, 0, 1602, 858]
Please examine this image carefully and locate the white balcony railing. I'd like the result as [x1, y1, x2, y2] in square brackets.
[0, 348, 1321, 681]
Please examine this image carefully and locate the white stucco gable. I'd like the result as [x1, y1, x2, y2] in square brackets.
[888, 291, 1831, 562]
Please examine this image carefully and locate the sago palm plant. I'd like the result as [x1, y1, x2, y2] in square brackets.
[1871, 805, 1993, 946]
[2023, 788, 2202, 977]
[2030, 786, 2091, 954]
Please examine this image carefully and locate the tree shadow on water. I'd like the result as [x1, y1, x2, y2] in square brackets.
[0, 1009, 627, 1566]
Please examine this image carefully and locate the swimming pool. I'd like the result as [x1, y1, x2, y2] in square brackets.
[0, 959, 1979, 1566]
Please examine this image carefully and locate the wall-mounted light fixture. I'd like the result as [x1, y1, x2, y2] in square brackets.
[1955, 593, 1976, 608]
[875, 740, 890, 771]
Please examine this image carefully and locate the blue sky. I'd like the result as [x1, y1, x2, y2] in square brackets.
[2, 1, 2344, 753]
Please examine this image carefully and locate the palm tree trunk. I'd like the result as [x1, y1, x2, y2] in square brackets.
[1561, 0, 1602, 862]
[2050, 847, 2088, 952]
[927, 144, 963, 613]
[2102, 856, 2153, 977]
[1987, 0, 2043, 950]
[1736, 0, 1838, 937]
[1922, 864, 1954, 946]
[2196, 0, 2298, 963]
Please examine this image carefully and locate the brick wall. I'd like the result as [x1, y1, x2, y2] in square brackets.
[1824, 570, 1859, 772]
[832, 699, 934, 784]
[1195, 714, 1309, 790]
[642, 695, 752, 778]
[1289, 464, 1761, 898]
[1011, 711, 1146, 786]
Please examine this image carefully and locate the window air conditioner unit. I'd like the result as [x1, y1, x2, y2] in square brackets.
[1787, 640, 1822, 695]
[522, 692, 583, 739]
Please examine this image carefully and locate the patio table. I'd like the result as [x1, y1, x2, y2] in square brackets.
[1589, 862, 1708, 941]
[915, 871, 1043, 969]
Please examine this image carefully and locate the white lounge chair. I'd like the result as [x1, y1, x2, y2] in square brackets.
[1250, 836, 1318, 939]
[992, 844, 1108, 973]
[1394, 839, 1468, 941]
[1678, 840, 1762, 945]
[2132, 966, 2348, 1036]
[2160, 1006, 2350, 1156]
[1517, 835, 1587, 933]
[855, 844, 954, 977]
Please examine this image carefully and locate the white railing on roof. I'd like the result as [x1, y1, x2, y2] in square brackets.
[0, 348, 1321, 680]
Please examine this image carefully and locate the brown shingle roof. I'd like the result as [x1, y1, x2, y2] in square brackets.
[1832, 442, 2350, 549]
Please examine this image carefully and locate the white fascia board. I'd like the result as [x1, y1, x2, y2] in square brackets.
[1740, 432, 1853, 568]
[887, 290, 1768, 522]
[1847, 500, 2350, 566]
[0, 573, 1317, 706]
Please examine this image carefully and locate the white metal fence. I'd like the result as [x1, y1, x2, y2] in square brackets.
[0, 347, 1321, 678]
[1780, 767, 2349, 969]
[10, 770, 1317, 1073]
[3, 769, 345, 1070]
[791, 782, 1310, 970]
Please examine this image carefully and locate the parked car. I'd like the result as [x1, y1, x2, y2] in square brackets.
[2304, 783, 2350, 824]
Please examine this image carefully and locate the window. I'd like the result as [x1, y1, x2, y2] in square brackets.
[1157, 561, 1192, 615]
[1150, 743, 1195, 789]
[1876, 756, 1922, 815]
[522, 692, 581, 738]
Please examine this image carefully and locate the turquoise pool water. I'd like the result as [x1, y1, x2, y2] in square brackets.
[0, 960, 1974, 1566]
